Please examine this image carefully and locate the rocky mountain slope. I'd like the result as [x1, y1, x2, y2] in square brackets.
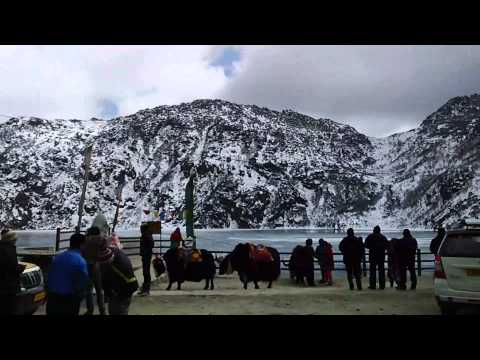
[1, 96, 479, 230]
[370, 94, 480, 228]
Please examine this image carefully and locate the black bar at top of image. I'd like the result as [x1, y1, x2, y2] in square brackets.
[2, 23, 480, 45]
[3, 3, 480, 44]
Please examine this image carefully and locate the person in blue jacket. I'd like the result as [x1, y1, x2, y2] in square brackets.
[46, 233, 89, 315]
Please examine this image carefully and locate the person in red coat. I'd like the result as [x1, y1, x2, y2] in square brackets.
[323, 242, 334, 286]
[170, 228, 183, 249]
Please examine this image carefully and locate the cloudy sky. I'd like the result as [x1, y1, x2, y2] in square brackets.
[1, 45, 479, 136]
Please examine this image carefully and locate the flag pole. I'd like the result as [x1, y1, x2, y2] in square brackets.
[185, 167, 196, 248]
[76, 144, 93, 233]
[112, 181, 125, 233]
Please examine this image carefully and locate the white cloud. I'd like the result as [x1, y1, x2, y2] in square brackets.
[218, 45, 480, 136]
[0, 45, 228, 120]
[1, 45, 480, 137]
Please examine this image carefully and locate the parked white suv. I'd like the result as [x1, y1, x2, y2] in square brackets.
[434, 219, 480, 315]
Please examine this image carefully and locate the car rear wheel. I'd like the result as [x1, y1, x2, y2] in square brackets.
[439, 302, 456, 315]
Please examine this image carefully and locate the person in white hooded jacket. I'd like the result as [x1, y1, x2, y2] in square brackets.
[82, 213, 110, 315]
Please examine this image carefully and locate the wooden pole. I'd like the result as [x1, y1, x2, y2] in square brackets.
[112, 203, 121, 233]
[55, 227, 61, 252]
[185, 169, 196, 248]
[112, 181, 125, 233]
[77, 144, 93, 233]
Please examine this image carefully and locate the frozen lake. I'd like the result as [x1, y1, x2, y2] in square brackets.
[16, 228, 436, 253]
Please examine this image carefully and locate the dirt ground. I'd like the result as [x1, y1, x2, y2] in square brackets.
[125, 273, 440, 315]
[35, 271, 441, 315]
[33, 257, 479, 315]
[121, 256, 439, 315]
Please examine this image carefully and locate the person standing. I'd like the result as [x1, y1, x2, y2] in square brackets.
[394, 229, 418, 290]
[46, 233, 89, 315]
[82, 226, 107, 315]
[323, 241, 334, 286]
[99, 245, 138, 315]
[305, 239, 315, 286]
[0, 230, 25, 316]
[315, 238, 328, 283]
[170, 227, 183, 249]
[339, 228, 364, 290]
[138, 224, 154, 296]
[429, 227, 446, 255]
[364, 225, 389, 290]
[386, 240, 398, 288]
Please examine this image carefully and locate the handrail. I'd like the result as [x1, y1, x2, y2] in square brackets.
[52, 228, 435, 276]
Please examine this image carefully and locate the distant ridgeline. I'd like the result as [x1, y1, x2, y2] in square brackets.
[1, 95, 480, 230]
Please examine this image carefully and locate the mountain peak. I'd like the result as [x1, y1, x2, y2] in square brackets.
[421, 93, 480, 130]
[445, 93, 480, 106]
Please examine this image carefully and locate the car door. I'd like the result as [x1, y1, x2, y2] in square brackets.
[439, 232, 480, 292]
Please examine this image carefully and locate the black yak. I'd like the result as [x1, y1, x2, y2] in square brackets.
[163, 248, 216, 290]
[218, 243, 280, 289]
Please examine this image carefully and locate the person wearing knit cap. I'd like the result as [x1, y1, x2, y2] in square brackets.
[0, 229, 26, 315]
[99, 244, 138, 315]
[91, 213, 110, 238]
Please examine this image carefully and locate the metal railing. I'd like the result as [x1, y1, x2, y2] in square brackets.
[54, 228, 435, 277]
[204, 250, 433, 277]
[55, 228, 168, 256]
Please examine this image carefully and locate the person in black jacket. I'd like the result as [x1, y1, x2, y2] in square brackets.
[138, 224, 154, 296]
[0, 230, 26, 316]
[315, 238, 328, 283]
[429, 227, 446, 255]
[339, 228, 364, 290]
[394, 229, 418, 290]
[364, 225, 389, 290]
[99, 245, 138, 315]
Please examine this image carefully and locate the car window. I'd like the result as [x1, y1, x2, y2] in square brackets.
[439, 234, 480, 258]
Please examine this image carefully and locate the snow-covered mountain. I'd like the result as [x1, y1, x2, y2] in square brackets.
[369, 94, 480, 228]
[1, 96, 479, 230]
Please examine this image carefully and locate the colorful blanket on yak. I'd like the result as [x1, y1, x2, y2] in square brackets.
[248, 243, 274, 262]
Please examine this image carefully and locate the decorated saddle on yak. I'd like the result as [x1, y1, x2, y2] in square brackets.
[183, 248, 207, 282]
[177, 247, 203, 266]
[248, 243, 274, 262]
[189, 249, 203, 263]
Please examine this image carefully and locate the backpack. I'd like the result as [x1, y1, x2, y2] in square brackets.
[109, 249, 139, 297]
[110, 264, 138, 296]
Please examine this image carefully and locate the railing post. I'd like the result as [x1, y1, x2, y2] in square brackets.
[362, 253, 367, 277]
[55, 227, 61, 252]
[159, 230, 162, 256]
[417, 249, 422, 277]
